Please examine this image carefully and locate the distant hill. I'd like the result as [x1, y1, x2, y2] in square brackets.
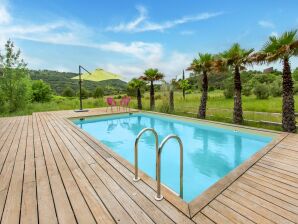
[29, 69, 127, 95]
[72, 68, 125, 82]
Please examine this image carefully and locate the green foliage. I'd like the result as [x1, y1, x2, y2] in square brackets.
[294, 83, 298, 95]
[127, 78, 146, 96]
[32, 80, 52, 102]
[62, 87, 75, 97]
[262, 30, 298, 62]
[293, 68, 298, 81]
[254, 83, 270, 99]
[78, 87, 89, 99]
[0, 40, 32, 112]
[140, 68, 164, 82]
[223, 80, 234, 99]
[270, 80, 282, 97]
[242, 85, 252, 96]
[93, 87, 104, 98]
[179, 79, 191, 91]
[252, 73, 278, 84]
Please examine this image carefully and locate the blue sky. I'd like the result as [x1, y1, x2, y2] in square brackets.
[0, 0, 298, 80]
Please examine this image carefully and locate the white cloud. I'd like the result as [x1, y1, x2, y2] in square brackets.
[98, 41, 162, 61]
[107, 6, 223, 33]
[106, 5, 147, 32]
[0, 1, 11, 25]
[258, 20, 275, 28]
[102, 51, 191, 80]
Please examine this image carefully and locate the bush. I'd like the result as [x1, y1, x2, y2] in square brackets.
[254, 83, 270, 99]
[77, 87, 89, 99]
[62, 87, 75, 97]
[270, 81, 282, 97]
[242, 85, 252, 96]
[223, 82, 234, 99]
[93, 87, 104, 98]
[32, 80, 52, 102]
[208, 86, 215, 92]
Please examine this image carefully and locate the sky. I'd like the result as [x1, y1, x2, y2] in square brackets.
[0, 0, 298, 80]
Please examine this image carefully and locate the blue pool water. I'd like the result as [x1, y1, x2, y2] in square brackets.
[73, 113, 272, 202]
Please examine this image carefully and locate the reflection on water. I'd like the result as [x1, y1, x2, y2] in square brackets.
[74, 113, 272, 202]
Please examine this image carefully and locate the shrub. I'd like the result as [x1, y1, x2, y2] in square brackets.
[208, 86, 215, 92]
[0, 40, 32, 112]
[93, 87, 104, 98]
[242, 85, 252, 96]
[270, 81, 282, 97]
[77, 87, 89, 99]
[254, 83, 270, 99]
[32, 80, 52, 102]
[223, 82, 234, 99]
[62, 87, 75, 97]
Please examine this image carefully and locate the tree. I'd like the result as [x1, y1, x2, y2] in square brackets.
[139, 68, 164, 110]
[179, 79, 191, 99]
[219, 44, 254, 124]
[62, 86, 75, 97]
[188, 53, 214, 119]
[254, 30, 298, 132]
[93, 87, 104, 98]
[128, 78, 146, 110]
[0, 40, 31, 112]
[32, 80, 52, 102]
[182, 70, 186, 99]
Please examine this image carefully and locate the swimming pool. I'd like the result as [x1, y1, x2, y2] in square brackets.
[73, 112, 273, 202]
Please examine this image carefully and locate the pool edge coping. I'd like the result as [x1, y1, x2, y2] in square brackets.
[66, 109, 287, 219]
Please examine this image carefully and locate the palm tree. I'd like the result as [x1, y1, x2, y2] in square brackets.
[253, 30, 298, 132]
[140, 68, 164, 110]
[128, 78, 146, 110]
[219, 44, 254, 124]
[187, 53, 214, 119]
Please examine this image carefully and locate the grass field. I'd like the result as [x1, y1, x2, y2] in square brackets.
[2, 90, 297, 131]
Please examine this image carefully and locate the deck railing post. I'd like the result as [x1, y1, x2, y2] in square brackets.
[155, 135, 183, 201]
[133, 128, 159, 182]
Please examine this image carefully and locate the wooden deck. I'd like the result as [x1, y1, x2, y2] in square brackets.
[0, 108, 298, 223]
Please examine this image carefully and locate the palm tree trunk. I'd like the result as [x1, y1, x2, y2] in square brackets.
[282, 58, 296, 132]
[198, 71, 208, 119]
[169, 89, 174, 112]
[137, 87, 142, 110]
[233, 66, 243, 124]
[150, 81, 155, 110]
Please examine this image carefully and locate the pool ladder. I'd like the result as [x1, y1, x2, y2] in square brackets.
[133, 128, 183, 201]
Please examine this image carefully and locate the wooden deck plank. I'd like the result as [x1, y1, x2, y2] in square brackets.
[20, 116, 38, 224]
[40, 113, 134, 224]
[33, 113, 58, 224]
[35, 114, 77, 224]
[38, 114, 96, 224]
[1, 116, 28, 224]
[0, 116, 25, 221]
[228, 183, 298, 223]
[2, 108, 298, 224]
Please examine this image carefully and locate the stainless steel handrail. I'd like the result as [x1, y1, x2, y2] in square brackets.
[133, 128, 159, 182]
[155, 134, 183, 201]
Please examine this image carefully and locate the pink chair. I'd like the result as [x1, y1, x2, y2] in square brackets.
[120, 96, 131, 112]
[106, 97, 117, 112]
